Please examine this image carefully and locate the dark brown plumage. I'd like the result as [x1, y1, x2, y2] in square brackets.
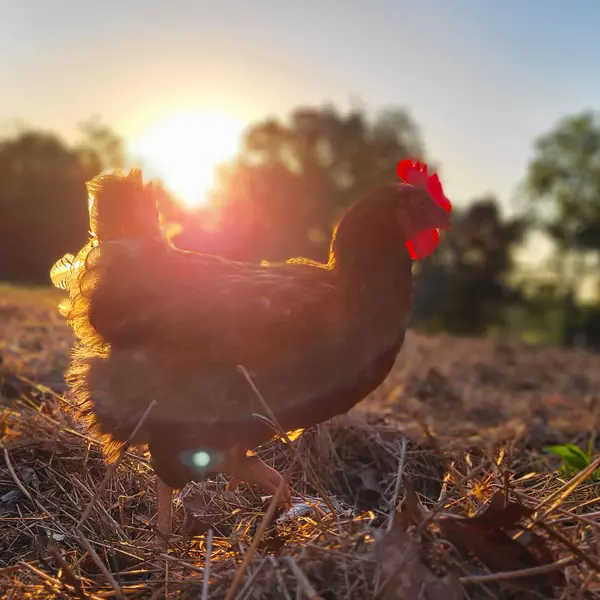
[51, 168, 451, 537]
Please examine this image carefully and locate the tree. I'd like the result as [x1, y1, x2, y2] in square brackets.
[525, 111, 600, 344]
[76, 116, 125, 174]
[526, 112, 600, 276]
[173, 105, 425, 263]
[0, 120, 124, 284]
[412, 197, 525, 335]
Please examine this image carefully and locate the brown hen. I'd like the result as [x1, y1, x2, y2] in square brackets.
[51, 164, 451, 538]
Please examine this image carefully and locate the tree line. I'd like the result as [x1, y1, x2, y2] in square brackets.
[1, 107, 599, 347]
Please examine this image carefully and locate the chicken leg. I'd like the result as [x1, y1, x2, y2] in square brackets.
[224, 452, 292, 505]
[155, 477, 173, 543]
[154, 452, 290, 544]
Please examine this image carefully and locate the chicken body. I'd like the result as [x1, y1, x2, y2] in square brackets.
[52, 169, 450, 536]
[87, 251, 409, 487]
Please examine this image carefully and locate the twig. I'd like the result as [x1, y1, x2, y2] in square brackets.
[2, 446, 35, 504]
[158, 553, 204, 574]
[271, 556, 293, 600]
[417, 462, 489, 535]
[460, 557, 575, 584]
[17, 374, 73, 408]
[147, 585, 167, 600]
[236, 367, 298, 452]
[550, 509, 600, 526]
[47, 544, 89, 600]
[224, 476, 287, 600]
[304, 543, 377, 563]
[76, 529, 125, 600]
[69, 475, 127, 541]
[534, 455, 600, 521]
[2, 445, 55, 521]
[18, 561, 67, 591]
[237, 365, 336, 515]
[575, 570, 598, 600]
[18, 561, 103, 599]
[0, 561, 41, 578]
[285, 556, 324, 600]
[233, 557, 268, 600]
[201, 528, 214, 600]
[536, 520, 600, 573]
[386, 437, 407, 533]
[76, 399, 157, 529]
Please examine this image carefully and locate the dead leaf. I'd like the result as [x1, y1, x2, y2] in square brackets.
[1, 489, 22, 504]
[0, 489, 22, 516]
[183, 513, 211, 537]
[182, 491, 211, 514]
[514, 529, 562, 579]
[460, 490, 534, 532]
[439, 491, 560, 594]
[37, 438, 69, 455]
[258, 530, 287, 554]
[276, 496, 338, 524]
[393, 477, 429, 531]
[181, 491, 232, 537]
[441, 518, 540, 572]
[357, 466, 382, 494]
[375, 528, 463, 600]
[20, 466, 39, 490]
[182, 493, 213, 536]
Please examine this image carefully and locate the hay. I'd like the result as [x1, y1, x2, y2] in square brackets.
[1, 287, 600, 598]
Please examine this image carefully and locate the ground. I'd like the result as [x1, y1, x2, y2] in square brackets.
[1, 284, 600, 599]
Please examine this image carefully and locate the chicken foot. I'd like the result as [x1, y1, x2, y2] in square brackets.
[155, 477, 173, 544]
[153, 453, 290, 546]
[224, 453, 292, 506]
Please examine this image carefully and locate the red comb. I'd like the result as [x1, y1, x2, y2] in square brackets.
[397, 159, 451, 260]
[397, 160, 451, 212]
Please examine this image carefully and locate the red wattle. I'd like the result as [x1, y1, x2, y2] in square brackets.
[406, 229, 440, 260]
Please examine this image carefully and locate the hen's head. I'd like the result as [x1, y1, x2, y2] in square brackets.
[330, 160, 451, 267]
[395, 160, 452, 260]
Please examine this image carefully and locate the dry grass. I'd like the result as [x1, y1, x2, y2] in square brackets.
[1, 284, 600, 599]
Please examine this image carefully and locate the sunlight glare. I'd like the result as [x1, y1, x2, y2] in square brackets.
[192, 451, 211, 468]
[285, 428, 305, 442]
[132, 110, 243, 208]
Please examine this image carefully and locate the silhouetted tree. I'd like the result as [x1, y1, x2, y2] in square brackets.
[526, 111, 600, 345]
[527, 112, 600, 256]
[173, 105, 425, 262]
[76, 116, 125, 174]
[413, 197, 525, 335]
[172, 104, 528, 335]
[0, 120, 123, 284]
[0, 106, 530, 340]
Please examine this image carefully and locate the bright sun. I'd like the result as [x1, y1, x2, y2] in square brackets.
[131, 110, 244, 208]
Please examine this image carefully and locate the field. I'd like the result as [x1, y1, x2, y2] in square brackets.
[1, 284, 600, 599]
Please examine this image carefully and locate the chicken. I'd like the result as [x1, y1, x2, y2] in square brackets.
[51, 160, 451, 538]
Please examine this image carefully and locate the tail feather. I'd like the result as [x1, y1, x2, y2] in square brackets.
[50, 168, 162, 288]
[50, 169, 162, 340]
[87, 169, 161, 243]
[50, 252, 76, 290]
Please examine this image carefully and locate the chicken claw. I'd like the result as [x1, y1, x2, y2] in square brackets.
[153, 477, 173, 549]
[225, 455, 292, 507]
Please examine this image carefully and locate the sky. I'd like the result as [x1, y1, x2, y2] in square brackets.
[2, 0, 600, 216]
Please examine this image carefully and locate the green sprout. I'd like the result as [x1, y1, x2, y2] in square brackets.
[544, 440, 600, 482]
